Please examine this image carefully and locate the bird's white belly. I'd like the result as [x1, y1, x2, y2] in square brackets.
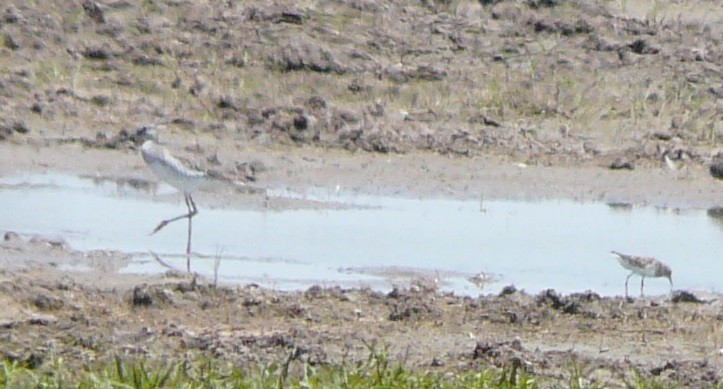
[141, 141, 207, 194]
[620, 262, 656, 277]
[148, 160, 205, 193]
[634, 266, 657, 277]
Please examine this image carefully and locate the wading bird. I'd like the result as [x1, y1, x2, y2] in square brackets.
[610, 251, 673, 298]
[135, 125, 207, 272]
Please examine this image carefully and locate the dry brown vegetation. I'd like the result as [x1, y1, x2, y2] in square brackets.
[1, 0, 721, 165]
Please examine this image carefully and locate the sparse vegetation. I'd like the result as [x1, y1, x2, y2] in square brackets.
[1, 0, 720, 154]
[0, 352, 686, 388]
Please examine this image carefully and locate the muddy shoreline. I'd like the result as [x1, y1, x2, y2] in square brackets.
[3, 141, 722, 210]
[1, 263, 722, 387]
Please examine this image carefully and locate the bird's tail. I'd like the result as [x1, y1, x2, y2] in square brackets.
[204, 170, 267, 195]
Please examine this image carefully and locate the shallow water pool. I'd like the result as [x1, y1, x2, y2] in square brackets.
[1, 173, 721, 296]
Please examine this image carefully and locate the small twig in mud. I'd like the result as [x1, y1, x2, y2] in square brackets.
[598, 339, 609, 354]
[213, 248, 223, 288]
[150, 251, 191, 278]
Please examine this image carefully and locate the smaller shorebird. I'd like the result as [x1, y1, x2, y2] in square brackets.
[135, 125, 208, 272]
[467, 271, 496, 289]
[662, 149, 689, 179]
[610, 251, 673, 298]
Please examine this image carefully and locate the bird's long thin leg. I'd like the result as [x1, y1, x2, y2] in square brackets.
[185, 195, 193, 273]
[640, 276, 645, 297]
[625, 273, 633, 298]
[150, 195, 197, 235]
[185, 194, 198, 272]
[188, 194, 198, 216]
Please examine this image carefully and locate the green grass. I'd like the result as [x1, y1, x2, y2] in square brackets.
[0, 349, 692, 389]
[0, 355, 535, 389]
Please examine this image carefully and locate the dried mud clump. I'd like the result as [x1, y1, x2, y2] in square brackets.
[710, 155, 723, 179]
[386, 287, 443, 322]
[535, 288, 602, 316]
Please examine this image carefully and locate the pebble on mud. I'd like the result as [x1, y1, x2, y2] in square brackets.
[609, 157, 635, 170]
[499, 285, 518, 296]
[671, 290, 706, 304]
[33, 293, 65, 311]
[132, 285, 154, 307]
[710, 156, 723, 180]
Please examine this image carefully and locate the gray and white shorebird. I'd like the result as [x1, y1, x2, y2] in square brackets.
[135, 125, 208, 272]
[662, 149, 688, 179]
[610, 251, 673, 298]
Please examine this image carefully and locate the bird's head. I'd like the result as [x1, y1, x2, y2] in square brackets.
[658, 263, 673, 287]
[131, 125, 160, 146]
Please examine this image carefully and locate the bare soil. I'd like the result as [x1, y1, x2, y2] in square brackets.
[0, 249, 722, 387]
[1, 0, 723, 386]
